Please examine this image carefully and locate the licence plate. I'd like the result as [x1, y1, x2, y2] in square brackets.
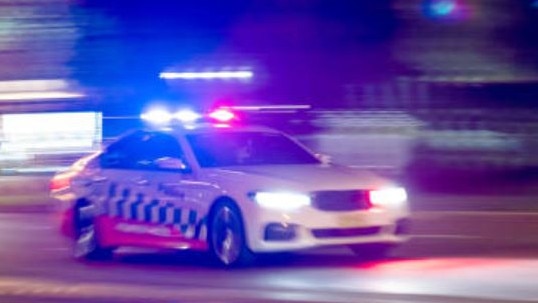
[337, 214, 364, 228]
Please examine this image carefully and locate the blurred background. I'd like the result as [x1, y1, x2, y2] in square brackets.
[0, 0, 537, 194]
[1, 2, 538, 302]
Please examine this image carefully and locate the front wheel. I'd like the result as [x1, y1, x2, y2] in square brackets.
[208, 203, 255, 267]
[73, 203, 113, 261]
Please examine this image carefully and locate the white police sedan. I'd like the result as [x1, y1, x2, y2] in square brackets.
[51, 117, 410, 266]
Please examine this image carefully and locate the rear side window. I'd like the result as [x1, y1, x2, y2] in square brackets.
[101, 131, 185, 170]
[101, 131, 144, 169]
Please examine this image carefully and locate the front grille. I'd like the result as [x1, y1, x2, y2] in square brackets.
[311, 190, 371, 211]
[312, 226, 382, 239]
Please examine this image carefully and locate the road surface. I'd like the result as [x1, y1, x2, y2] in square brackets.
[0, 212, 537, 303]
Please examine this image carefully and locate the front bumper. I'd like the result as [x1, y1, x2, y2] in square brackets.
[246, 206, 410, 252]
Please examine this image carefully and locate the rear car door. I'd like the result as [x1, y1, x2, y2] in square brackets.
[95, 131, 210, 248]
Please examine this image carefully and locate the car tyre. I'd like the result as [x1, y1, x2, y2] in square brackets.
[209, 202, 255, 267]
[73, 203, 113, 261]
[348, 243, 394, 261]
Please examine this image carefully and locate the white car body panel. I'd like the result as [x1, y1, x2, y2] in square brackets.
[51, 125, 410, 254]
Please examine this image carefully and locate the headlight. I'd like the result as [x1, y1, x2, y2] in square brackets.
[369, 187, 407, 207]
[251, 192, 311, 211]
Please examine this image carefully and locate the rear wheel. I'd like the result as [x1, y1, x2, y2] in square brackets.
[348, 243, 395, 261]
[73, 202, 113, 261]
[209, 202, 255, 267]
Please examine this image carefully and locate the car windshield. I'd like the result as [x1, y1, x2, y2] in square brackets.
[186, 131, 320, 167]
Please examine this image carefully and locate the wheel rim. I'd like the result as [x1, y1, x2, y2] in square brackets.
[211, 206, 242, 265]
[74, 224, 97, 259]
[73, 205, 97, 259]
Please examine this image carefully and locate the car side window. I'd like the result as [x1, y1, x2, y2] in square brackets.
[100, 131, 144, 169]
[102, 131, 186, 171]
[133, 133, 186, 171]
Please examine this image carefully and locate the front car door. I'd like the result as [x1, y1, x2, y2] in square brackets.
[138, 132, 212, 250]
[88, 131, 157, 247]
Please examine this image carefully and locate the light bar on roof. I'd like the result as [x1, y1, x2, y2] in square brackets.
[140, 109, 173, 124]
[208, 108, 236, 123]
[141, 108, 202, 125]
[174, 110, 202, 123]
[160, 71, 253, 80]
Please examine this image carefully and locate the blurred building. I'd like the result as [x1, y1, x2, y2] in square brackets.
[0, 0, 537, 174]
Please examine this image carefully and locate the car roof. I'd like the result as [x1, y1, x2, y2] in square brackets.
[148, 123, 281, 136]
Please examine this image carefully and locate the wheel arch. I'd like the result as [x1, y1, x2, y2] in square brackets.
[206, 195, 256, 266]
[208, 196, 243, 223]
[207, 195, 250, 246]
[72, 197, 94, 237]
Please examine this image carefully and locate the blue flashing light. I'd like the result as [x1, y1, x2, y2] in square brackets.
[174, 110, 202, 123]
[141, 108, 202, 125]
[424, 0, 461, 19]
[431, 0, 456, 16]
[141, 108, 172, 124]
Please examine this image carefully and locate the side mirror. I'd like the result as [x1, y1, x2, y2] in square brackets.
[155, 157, 191, 172]
[315, 153, 332, 165]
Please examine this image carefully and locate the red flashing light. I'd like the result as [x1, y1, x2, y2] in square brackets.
[208, 108, 236, 123]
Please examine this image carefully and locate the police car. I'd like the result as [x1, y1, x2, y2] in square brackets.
[50, 108, 410, 266]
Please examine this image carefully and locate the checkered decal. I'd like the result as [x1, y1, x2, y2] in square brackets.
[104, 182, 207, 240]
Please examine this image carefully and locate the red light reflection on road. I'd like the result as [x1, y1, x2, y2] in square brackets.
[360, 258, 513, 273]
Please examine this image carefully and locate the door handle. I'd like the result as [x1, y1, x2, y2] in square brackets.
[73, 176, 106, 187]
[158, 183, 185, 198]
[91, 176, 108, 184]
[132, 178, 150, 186]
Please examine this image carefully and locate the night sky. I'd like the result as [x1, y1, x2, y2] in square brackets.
[0, 0, 537, 112]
